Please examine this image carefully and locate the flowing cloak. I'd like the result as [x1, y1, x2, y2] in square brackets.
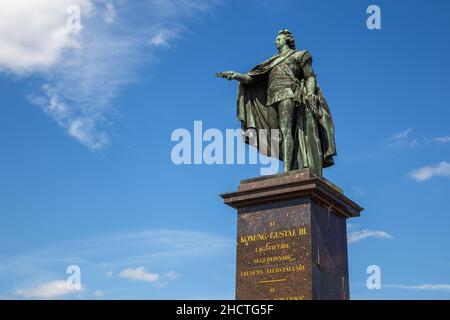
[236, 49, 337, 169]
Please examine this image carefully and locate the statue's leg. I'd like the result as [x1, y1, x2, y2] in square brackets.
[267, 105, 279, 130]
[305, 113, 323, 176]
[296, 105, 308, 169]
[278, 99, 295, 171]
[267, 105, 279, 158]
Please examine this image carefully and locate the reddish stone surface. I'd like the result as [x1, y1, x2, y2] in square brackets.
[221, 169, 363, 300]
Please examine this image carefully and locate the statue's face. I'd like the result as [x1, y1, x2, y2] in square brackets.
[275, 34, 287, 50]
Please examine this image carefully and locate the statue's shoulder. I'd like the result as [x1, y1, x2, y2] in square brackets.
[294, 50, 313, 64]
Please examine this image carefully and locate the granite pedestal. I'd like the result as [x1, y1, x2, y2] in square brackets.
[221, 169, 363, 300]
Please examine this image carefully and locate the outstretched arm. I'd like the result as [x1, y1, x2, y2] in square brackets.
[216, 71, 253, 84]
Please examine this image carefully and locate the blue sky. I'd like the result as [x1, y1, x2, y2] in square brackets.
[0, 0, 450, 299]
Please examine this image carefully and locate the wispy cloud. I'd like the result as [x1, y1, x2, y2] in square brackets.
[388, 128, 413, 141]
[150, 29, 177, 48]
[348, 229, 394, 244]
[94, 289, 105, 297]
[385, 129, 450, 149]
[383, 284, 450, 292]
[0, 229, 232, 298]
[103, 1, 116, 24]
[164, 271, 177, 280]
[14, 280, 84, 299]
[430, 136, 450, 144]
[118, 267, 159, 283]
[0, 229, 232, 275]
[386, 128, 418, 148]
[408, 161, 450, 182]
[0, 0, 220, 149]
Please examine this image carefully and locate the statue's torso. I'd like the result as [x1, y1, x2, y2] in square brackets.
[267, 51, 305, 106]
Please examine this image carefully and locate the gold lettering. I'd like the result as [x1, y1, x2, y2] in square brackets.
[240, 233, 268, 244]
[255, 242, 290, 253]
[240, 226, 306, 245]
[269, 229, 297, 240]
[253, 255, 293, 265]
[274, 295, 305, 300]
[240, 269, 264, 277]
[266, 264, 305, 274]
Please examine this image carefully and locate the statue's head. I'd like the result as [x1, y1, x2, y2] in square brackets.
[275, 29, 296, 50]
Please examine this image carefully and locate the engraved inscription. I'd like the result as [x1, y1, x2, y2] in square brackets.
[236, 209, 312, 299]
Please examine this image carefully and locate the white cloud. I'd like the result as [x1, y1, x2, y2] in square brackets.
[431, 136, 450, 144]
[118, 267, 159, 283]
[94, 289, 104, 297]
[409, 161, 450, 182]
[0, 0, 220, 149]
[14, 280, 84, 299]
[0, 229, 232, 276]
[0, 229, 232, 298]
[150, 29, 177, 48]
[408, 138, 419, 148]
[383, 284, 450, 292]
[387, 128, 418, 148]
[30, 85, 109, 149]
[103, 2, 116, 24]
[0, 0, 92, 74]
[348, 229, 394, 244]
[164, 271, 177, 280]
[388, 128, 412, 141]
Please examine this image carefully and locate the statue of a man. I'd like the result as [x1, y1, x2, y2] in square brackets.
[217, 29, 336, 176]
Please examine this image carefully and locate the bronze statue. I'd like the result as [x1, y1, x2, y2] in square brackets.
[217, 29, 336, 176]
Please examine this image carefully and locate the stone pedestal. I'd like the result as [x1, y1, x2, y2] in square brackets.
[220, 169, 363, 300]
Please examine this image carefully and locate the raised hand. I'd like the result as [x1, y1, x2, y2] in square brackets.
[215, 71, 239, 80]
[216, 71, 253, 84]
